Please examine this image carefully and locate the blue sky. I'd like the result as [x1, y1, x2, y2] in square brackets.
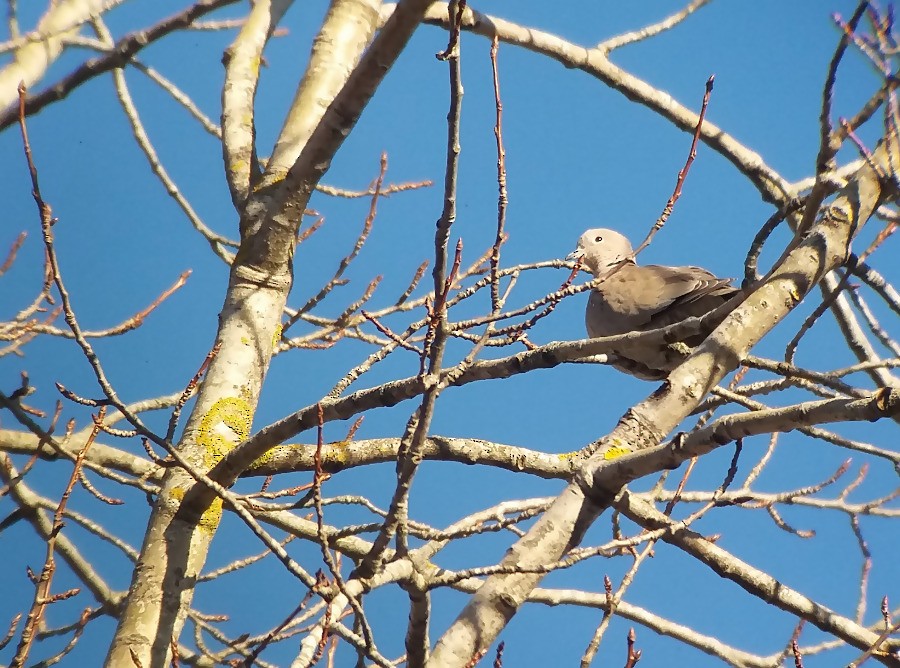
[2, 1, 897, 666]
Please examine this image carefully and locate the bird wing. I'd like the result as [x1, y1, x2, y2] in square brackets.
[591, 264, 737, 335]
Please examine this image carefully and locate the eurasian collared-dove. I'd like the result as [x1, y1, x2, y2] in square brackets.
[568, 228, 740, 378]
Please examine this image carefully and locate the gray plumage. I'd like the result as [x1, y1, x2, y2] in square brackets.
[568, 228, 740, 378]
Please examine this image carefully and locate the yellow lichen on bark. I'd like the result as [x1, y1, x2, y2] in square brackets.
[272, 324, 283, 350]
[603, 444, 632, 460]
[198, 498, 224, 533]
[187, 389, 254, 533]
[197, 388, 254, 469]
[247, 444, 283, 467]
[166, 487, 222, 535]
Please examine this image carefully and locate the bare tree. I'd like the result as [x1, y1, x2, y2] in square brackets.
[2, 1, 899, 667]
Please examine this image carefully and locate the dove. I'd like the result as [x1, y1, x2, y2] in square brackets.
[568, 228, 741, 378]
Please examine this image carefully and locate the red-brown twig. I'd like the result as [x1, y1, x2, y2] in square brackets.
[313, 406, 328, 528]
[311, 405, 375, 660]
[490, 35, 508, 313]
[285, 154, 387, 333]
[77, 468, 123, 505]
[332, 275, 382, 329]
[297, 216, 326, 245]
[624, 628, 642, 668]
[463, 646, 489, 668]
[817, 4, 870, 176]
[846, 617, 900, 667]
[10, 407, 106, 667]
[166, 341, 222, 442]
[850, 514, 873, 623]
[141, 436, 171, 466]
[422, 239, 463, 373]
[0, 400, 62, 493]
[314, 600, 332, 665]
[35, 607, 92, 666]
[17, 82, 54, 230]
[493, 641, 505, 668]
[0, 231, 27, 277]
[840, 463, 869, 501]
[7, 372, 33, 403]
[0, 614, 22, 650]
[345, 416, 364, 441]
[361, 311, 421, 354]
[30, 270, 190, 339]
[395, 260, 429, 306]
[54, 383, 108, 407]
[112, 270, 191, 334]
[787, 617, 805, 659]
[241, 589, 316, 666]
[842, 116, 878, 168]
[489, 262, 581, 343]
[633, 75, 715, 257]
[436, 0, 467, 61]
[439, 238, 464, 316]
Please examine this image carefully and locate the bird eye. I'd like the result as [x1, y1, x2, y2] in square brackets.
[594, 235, 603, 243]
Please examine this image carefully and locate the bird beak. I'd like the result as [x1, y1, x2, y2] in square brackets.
[566, 249, 583, 262]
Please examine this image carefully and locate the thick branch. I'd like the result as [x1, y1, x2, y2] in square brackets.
[0, 0, 240, 130]
[220, 0, 294, 207]
[0, 0, 111, 111]
[262, 0, 380, 187]
[426, 132, 899, 666]
[212, 317, 734, 484]
[619, 492, 900, 664]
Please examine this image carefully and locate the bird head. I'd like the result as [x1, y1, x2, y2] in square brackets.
[567, 228, 634, 276]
